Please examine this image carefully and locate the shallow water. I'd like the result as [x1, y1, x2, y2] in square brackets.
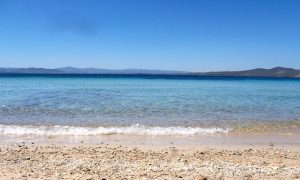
[0, 75, 300, 135]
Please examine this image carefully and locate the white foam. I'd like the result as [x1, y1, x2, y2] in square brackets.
[0, 124, 231, 136]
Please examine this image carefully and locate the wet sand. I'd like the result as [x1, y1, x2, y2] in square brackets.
[0, 133, 300, 179]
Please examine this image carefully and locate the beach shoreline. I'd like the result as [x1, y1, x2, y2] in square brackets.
[1, 133, 300, 179]
[1, 132, 300, 148]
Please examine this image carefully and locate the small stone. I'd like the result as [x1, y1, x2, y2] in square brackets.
[199, 176, 208, 180]
[175, 175, 183, 178]
[243, 174, 253, 179]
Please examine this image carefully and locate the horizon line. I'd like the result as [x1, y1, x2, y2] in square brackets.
[0, 66, 299, 73]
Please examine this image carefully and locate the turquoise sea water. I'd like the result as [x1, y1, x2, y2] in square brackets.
[0, 75, 300, 135]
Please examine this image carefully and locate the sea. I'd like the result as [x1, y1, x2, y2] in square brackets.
[0, 74, 300, 136]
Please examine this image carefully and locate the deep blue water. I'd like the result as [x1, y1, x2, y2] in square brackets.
[0, 74, 299, 135]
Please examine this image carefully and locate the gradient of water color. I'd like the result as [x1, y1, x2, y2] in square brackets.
[0, 75, 300, 135]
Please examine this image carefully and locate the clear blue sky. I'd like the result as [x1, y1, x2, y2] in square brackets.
[0, 0, 299, 71]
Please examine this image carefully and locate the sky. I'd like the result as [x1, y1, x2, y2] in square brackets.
[0, 0, 299, 72]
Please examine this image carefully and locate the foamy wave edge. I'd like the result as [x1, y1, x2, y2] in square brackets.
[0, 124, 231, 136]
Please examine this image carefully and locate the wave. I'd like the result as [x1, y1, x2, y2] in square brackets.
[0, 124, 231, 136]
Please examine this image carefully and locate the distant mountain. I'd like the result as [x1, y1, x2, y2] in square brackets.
[56, 67, 186, 74]
[0, 67, 186, 75]
[0, 68, 63, 74]
[0, 66, 299, 78]
[194, 67, 300, 78]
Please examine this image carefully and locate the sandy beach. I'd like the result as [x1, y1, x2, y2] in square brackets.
[1, 134, 300, 179]
[2, 0, 300, 179]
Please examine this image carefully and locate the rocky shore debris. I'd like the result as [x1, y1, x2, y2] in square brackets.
[0, 144, 299, 179]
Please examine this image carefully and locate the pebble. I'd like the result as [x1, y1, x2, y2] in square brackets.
[0, 144, 299, 179]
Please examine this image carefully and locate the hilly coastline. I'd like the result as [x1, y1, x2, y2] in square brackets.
[0, 66, 299, 78]
[194, 67, 300, 78]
